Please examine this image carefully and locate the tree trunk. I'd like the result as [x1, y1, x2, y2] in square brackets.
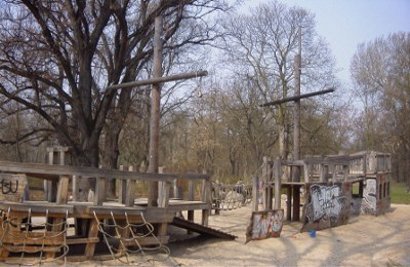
[101, 124, 121, 198]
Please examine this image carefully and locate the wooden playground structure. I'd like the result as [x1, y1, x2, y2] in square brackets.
[253, 151, 392, 227]
[0, 146, 392, 264]
[0, 147, 236, 265]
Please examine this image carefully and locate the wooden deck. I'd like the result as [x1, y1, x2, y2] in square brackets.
[0, 160, 212, 263]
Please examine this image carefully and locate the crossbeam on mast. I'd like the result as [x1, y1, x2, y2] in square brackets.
[259, 88, 335, 107]
[106, 70, 208, 90]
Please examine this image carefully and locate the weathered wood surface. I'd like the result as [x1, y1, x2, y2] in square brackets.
[0, 160, 209, 182]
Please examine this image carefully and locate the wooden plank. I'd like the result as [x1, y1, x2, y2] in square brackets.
[252, 176, 259, 212]
[319, 164, 328, 182]
[125, 180, 136, 207]
[262, 156, 269, 210]
[0, 202, 73, 215]
[2, 245, 61, 253]
[94, 177, 106, 206]
[274, 159, 282, 210]
[72, 175, 78, 201]
[304, 163, 310, 183]
[56, 175, 70, 204]
[85, 220, 99, 259]
[1, 231, 64, 246]
[0, 160, 178, 182]
[159, 181, 170, 208]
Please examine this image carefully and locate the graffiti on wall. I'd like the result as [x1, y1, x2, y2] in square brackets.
[0, 174, 27, 202]
[246, 209, 284, 243]
[302, 183, 350, 231]
[361, 179, 377, 215]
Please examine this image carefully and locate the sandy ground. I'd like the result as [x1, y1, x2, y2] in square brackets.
[73, 203, 410, 267]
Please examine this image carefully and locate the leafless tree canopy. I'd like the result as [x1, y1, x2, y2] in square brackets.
[351, 32, 410, 186]
[0, 0, 229, 167]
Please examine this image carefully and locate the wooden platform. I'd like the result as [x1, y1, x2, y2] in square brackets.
[0, 160, 213, 263]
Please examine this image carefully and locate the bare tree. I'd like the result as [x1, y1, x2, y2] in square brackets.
[221, 0, 337, 159]
[0, 0, 231, 199]
[351, 32, 410, 187]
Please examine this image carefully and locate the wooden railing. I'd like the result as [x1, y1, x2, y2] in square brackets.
[0, 160, 211, 210]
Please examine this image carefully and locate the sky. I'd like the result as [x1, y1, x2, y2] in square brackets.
[242, 0, 410, 89]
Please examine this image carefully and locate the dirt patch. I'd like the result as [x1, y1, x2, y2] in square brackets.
[64, 204, 410, 266]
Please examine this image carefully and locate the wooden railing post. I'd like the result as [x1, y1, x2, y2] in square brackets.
[274, 158, 282, 210]
[304, 162, 310, 183]
[319, 164, 328, 183]
[94, 177, 106, 206]
[56, 175, 70, 205]
[125, 166, 136, 207]
[187, 180, 195, 232]
[157, 167, 170, 208]
[118, 165, 127, 204]
[262, 156, 271, 211]
[201, 173, 211, 226]
[252, 176, 259, 212]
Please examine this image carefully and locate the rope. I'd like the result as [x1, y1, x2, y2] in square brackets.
[0, 208, 69, 266]
[93, 210, 170, 265]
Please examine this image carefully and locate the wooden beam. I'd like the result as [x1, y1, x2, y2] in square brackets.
[106, 70, 208, 90]
[259, 88, 335, 107]
[0, 160, 179, 182]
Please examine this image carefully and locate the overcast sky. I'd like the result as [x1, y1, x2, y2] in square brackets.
[242, 0, 410, 88]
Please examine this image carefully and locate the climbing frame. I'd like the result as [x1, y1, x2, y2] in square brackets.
[93, 211, 170, 264]
[0, 208, 69, 265]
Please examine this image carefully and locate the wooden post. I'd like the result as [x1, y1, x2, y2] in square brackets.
[304, 162, 310, 183]
[72, 175, 78, 201]
[201, 178, 211, 226]
[119, 165, 127, 204]
[252, 176, 259, 212]
[286, 186, 292, 221]
[125, 166, 136, 207]
[46, 149, 54, 202]
[56, 176, 70, 204]
[94, 177, 107, 206]
[343, 164, 349, 182]
[262, 156, 271, 210]
[173, 178, 180, 199]
[319, 164, 328, 183]
[187, 180, 194, 233]
[147, 15, 163, 207]
[85, 220, 99, 259]
[292, 51, 301, 183]
[158, 176, 170, 238]
[158, 167, 169, 208]
[274, 158, 282, 210]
